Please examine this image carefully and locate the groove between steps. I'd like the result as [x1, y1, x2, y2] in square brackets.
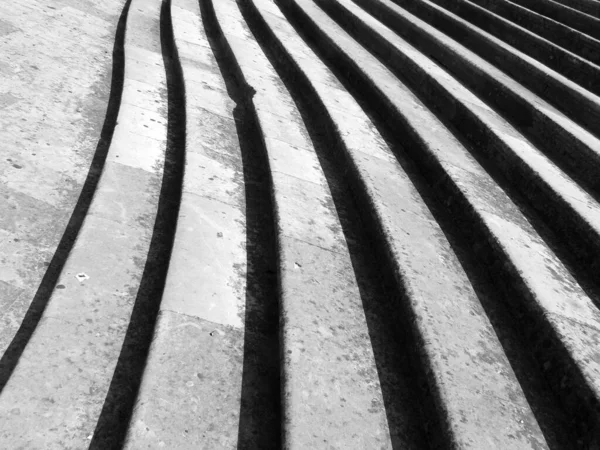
[357, 0, 600, 202]
[238, 0, 437, 447]
[279, 0, 600, 446]
[553, 0, 600, 17]
[124, 0, 281, 446]
[0, 0, 173, 447]
[207, 0, 414, 447]
[511, 0, 600, 40]
[387, 0, 600, 141]
[0, 0, 130, 394]
[466, 0, 600, 64]
[272, 0, 553, 447]
[90, 0, 185, 446]
[334, 0, 600, 330]
[426, 0, 600, 96]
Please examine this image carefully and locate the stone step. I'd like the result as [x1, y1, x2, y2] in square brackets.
[3, 0, 600, 447]
[425, 0, 600, 96]
[280, 0, 600, 444]
[0, 0, 169, 447]
[466, 0, 600, 64]
[510, 0, 600, 40]
[385, 0, 600, 142]
[122, 0, 258, 446]
[552, 0, 600, 17]
[206, 0, 398, 446]
[358, 0, 600, 198]
[325, 0, 600, 316]
[244, 0, 559, 447]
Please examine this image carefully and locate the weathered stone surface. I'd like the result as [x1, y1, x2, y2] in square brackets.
[2, 0, 600, 447]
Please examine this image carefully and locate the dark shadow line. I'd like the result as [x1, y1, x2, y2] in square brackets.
[199, 0, 282, 448]
[284, 0, 582, 447]
[0, 0, 131, 393]
[319, 3, 600, 446]
[89, 0, 185, 447]
[463, 0, 600, 65]
[237, 1, 436, 448]
[350, 0, 600, 289]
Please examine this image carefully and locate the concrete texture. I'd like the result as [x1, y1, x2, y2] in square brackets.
[466, 0, 600, 62]
[429, 0, 600, 95]
[0, 0, 167, 446]
[387, 0, 600, 141]
[211, 0, 397, 446]
[332, 0, 600, 283]
[0, 0, 125, 359]
[510, 0, 600, 41]
[124, 0, 248, 445]
[351, 0, 600, 190]
[251, 0, 548, 447]
[2, 0, 600, 447]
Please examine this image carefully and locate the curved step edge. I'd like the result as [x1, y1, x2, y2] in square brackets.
[552, 0, 600, 18]
[387, 0, 600, 142]
[426, 0, 600, 96]
[0, 0, 169, 447]
[288, 0, 600, 443]
[122, 0, 251, 447]
[357, 0, 600, 201]
[209, 0, 400, 447]
[331, 0, 600, 319]
[468, 0, 600, 65]
[255, 0, 550, 447]
[509, 0, 600, 40]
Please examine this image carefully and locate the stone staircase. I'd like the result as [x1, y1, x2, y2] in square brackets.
[1, 0, 600, 448]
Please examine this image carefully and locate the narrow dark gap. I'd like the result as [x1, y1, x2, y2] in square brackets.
[356, 0, 600, 205]
[273, 1, 587, 448]
[239, 1, 450, 448]
[343, 0, 600, 309]
[334, 0, 600, 311]
[555, 0, 600, 18]
[509, 0, 600, 42]
[348, 0, 600, 397]
[387, 0, 600, 142]
[466, 0, 600, 66]
[432, 94, 600, 448]
[422, 0, 600, 97]
[0, 0, 131, 393]
[89, 0, 185, 447]
[198, 0, 281, 448]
